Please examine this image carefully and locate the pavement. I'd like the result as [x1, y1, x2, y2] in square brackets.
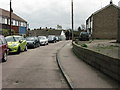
[58, 41, 120, 88]
[2, 41, 68, 88]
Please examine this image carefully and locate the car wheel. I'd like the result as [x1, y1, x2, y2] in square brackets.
[33, 44, 36, 48]
[17, 47, 21, 54]
[24, 46, 27, 51]
[2, 52, 7, 62]
[38, 43, 40, 47]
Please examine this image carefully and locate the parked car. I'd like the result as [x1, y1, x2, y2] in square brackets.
[48, 35, 56, 43]
[79, 32, 90, 41]
[26, 37, 40, 48]
[5, 35, 27, 54]
[55, 36, 60, 41]
[0, 35, 8, 62]
[38, 36, 48, 45]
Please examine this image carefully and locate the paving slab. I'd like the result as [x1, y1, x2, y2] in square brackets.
[58, 41, 120, 88]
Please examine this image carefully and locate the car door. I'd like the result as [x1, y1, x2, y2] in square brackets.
[19, 36, 26, 51]
[21, 37, 27, 50]
[1, 37, 7, 54]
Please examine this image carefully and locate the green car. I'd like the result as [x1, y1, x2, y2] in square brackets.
[5, 35, 27, 54]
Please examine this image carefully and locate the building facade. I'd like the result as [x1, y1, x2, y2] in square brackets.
[0, 8, 27, 35]
[118, 1, 120, 42]
[86, 3, 120, 39]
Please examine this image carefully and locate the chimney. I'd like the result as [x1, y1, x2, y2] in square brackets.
[110, 0, 113, 4]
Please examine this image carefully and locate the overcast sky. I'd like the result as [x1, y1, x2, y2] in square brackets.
[0, 0, 120, 29]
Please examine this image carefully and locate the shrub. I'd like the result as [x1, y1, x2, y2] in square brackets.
[0, 29, 15, 36]
[81, 44, 88, 48]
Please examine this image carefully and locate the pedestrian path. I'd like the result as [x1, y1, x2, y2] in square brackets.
[58, 42, 119, 88]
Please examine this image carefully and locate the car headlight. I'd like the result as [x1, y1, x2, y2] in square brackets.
[11, 44, 18, 47]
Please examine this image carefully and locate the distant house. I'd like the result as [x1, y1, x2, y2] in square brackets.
[0, 8, 27, 35]
[28, 29, 66, 40]
[86, 3, 120, 39]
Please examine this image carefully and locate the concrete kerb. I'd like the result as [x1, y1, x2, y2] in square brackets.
[72, 42, 120, 82]
[56, 43, 74, 90]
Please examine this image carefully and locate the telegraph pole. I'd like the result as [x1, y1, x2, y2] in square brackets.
[71, 0, 74, 43]
[10, 0, 12, 35]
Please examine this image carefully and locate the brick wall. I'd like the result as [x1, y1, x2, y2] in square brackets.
[117, 9, 120, 42]
[72, 42, 120, 82]
[92, 5, 119, 39]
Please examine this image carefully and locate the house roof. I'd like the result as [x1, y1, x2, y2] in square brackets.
[93, 4, 120, 15]
[86, 3, 120, 21]
[0, 8, 27, 22]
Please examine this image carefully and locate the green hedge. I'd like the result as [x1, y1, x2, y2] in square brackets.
[0, 29, 15, 36]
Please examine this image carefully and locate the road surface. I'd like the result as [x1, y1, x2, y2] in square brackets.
[2, 41, 68, 88]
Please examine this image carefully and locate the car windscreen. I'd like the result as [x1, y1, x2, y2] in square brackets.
[48, 36, 54, 39]
[39, 37, 46, 39]
[80, 32, 89, 35]
[26, 37, 35, 41]
[14, 37, 21, 41]
[5, 37, 15, 42]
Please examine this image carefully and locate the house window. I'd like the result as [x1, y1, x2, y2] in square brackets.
[23, 22, 27, 27]
[19, 22, 21, 26]
[5, 18, 7, 24]
[15, 21, 18, 26]
[12, 20, 16, 26]
[2, 17, 5, 24]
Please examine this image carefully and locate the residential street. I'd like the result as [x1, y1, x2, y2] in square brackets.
[2, 41, 68, 88]
[2, 40, 120, 88]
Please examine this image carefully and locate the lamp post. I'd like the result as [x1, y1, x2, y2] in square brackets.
[10, 0, 12, 35]
[71, 0, 74, 43]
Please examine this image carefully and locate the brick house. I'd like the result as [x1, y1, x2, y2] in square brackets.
[118, 1, 120, 42]
[86, 3, 120, 39]
[0, 8, 27, 35]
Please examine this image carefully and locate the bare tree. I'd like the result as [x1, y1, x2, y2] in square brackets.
[57, 25, 62, 30]
[81, 24, 86, 30]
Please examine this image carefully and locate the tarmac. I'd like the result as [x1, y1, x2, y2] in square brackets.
[58, 41, 120, 88]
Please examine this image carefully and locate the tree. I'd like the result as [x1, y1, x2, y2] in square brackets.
[81, 24, 86, 30]
[78, 26, 81, 31]
[40, 27, 42, 30]
[57, 25, 62, 30]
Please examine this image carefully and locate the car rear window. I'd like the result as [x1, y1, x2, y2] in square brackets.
[6, 37, 15, 42]
[26, 37, 35, 41]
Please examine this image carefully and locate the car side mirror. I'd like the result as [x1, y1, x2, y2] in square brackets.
[19, 40, 23, 43]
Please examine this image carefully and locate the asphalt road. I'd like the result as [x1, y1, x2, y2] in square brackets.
[2, 41, 68, 88]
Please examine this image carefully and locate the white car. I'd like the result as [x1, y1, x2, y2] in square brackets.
[38, 36, 48, 45]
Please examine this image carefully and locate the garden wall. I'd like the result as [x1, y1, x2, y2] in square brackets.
[72, 42, 120, 82]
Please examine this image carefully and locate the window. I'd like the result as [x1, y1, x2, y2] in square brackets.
[2, 17, 5, 24]
[15, 21, 18, 26]
[0, 16, 2, 24]
[5, 37, 15, 42]
[5, 18, 7, 24]
[1, 37, 7, 44]
[12, 20, 15, 25]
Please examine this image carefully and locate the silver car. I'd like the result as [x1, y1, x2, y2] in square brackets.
[38, 36, 48, 45]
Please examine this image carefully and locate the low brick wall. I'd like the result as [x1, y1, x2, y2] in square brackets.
[72, 42, 120, 82]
